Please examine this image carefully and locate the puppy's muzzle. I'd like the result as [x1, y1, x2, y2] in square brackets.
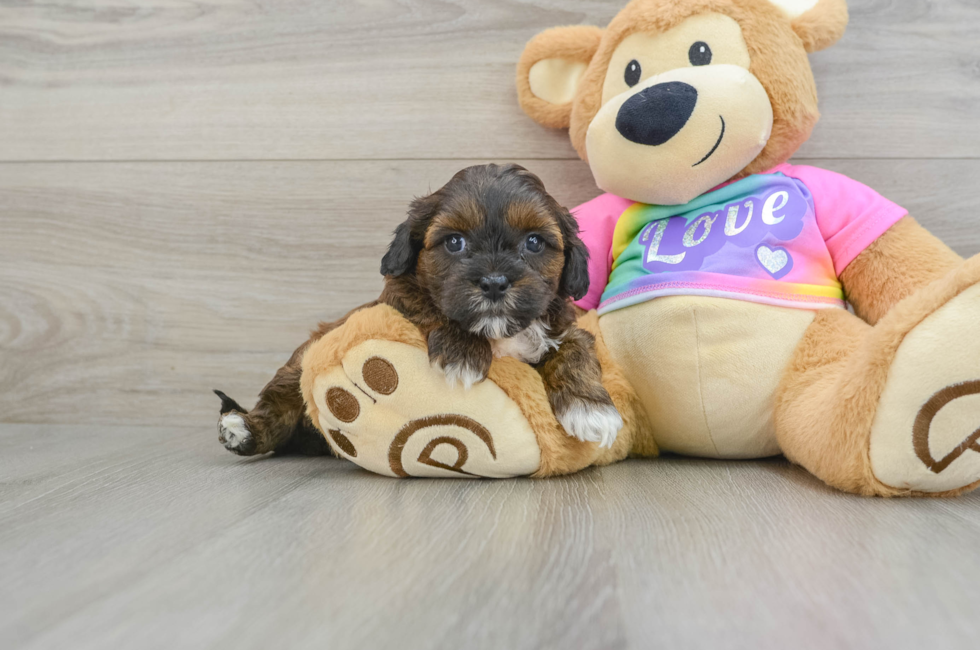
[615, 81, 698, 146]
[478, 274, 511, 302]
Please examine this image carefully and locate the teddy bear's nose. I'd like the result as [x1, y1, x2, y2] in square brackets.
[616, 81, 698, 146]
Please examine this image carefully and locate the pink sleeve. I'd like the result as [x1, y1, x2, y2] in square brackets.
[570, 193, 634, 310]
[776, 164, 908, 275]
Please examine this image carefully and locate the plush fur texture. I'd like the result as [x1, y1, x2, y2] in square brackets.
[840, 216, 963, 325]
[507, 0, 980, 495]
[774, 255, 980, 497]
[517, 26, 605, 129]
[301, 305, 429, 430]
[517, 0, 830, 178]
[790, 0, 848, 52]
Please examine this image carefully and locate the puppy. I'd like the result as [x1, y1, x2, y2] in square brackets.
[215, 164, 622, 458]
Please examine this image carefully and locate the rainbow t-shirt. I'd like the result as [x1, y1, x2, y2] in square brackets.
[571, 164, 909, 315]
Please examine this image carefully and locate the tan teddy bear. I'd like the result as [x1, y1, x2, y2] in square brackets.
[293, 0, 980, 496]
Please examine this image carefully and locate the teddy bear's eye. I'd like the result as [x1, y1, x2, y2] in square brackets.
[624, 59, 642, 87]
[689, 41, 712, 66]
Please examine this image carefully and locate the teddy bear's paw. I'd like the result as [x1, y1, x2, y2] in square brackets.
[556, 399, 623, 449]
[309, 340, 542, 478]
[869, 282, 980, 494]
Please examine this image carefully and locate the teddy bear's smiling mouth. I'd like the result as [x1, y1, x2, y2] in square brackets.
[692, 115, 726, 167]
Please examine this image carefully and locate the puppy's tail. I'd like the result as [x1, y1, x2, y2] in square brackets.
[213, 389, 247, 415]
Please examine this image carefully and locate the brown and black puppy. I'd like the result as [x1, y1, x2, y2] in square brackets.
[215, 164, 622, 457]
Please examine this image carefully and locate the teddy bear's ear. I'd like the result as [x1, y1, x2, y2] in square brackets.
[766, 0, 849, 52]
[516, 26, 604, 129]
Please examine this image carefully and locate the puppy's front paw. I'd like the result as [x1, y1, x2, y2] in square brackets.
[217, 413, 257, 455]
[557, 400, 623, 449]
[427, 326, 492, 390]
[440, 358, 489, 390]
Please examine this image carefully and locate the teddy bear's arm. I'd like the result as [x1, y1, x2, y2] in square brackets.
[839, 216, 963, 325]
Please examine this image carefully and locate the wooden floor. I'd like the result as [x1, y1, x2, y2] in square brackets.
[2, 1, 979, 648]
[3, 424, 980, 649]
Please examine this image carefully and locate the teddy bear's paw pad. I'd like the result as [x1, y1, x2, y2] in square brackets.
[310, 340, 542, 478]
[870, 283, 980, 493]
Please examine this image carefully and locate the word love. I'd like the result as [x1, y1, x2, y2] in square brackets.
[639, 181, 809, 274]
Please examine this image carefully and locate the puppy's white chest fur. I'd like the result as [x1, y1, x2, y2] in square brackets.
[490, 320, 561, 364]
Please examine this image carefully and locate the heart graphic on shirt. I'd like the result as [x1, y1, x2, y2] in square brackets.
[756, 245, 793, 280]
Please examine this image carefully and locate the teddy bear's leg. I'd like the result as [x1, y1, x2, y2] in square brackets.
[839, 217, 964, 325]
[299, 304, 637, 478]
[774, 255, 980, 496]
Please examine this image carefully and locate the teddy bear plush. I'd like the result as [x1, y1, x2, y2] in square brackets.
[298, 0, 980, 496]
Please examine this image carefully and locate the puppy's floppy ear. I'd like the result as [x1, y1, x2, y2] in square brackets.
[556, 208, 590, 301]
[380, 192, 441, 277]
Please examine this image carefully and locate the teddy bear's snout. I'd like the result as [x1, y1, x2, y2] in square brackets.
[615, 81, 698, 146]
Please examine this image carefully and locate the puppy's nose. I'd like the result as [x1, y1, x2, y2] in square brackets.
[479, 274, 510, 301]
[616, 81, 698, 146]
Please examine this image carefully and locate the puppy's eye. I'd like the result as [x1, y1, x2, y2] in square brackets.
[689, 42, 712, 66]
[444, 234, 466, 254]
[525, 234, 545, 254]
[624, 59, 641, 87]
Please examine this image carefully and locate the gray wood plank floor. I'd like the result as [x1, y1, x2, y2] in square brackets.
[3, 423, 980, 650]
[2, 1, 980, 648]
[2, 0, 979, 160]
